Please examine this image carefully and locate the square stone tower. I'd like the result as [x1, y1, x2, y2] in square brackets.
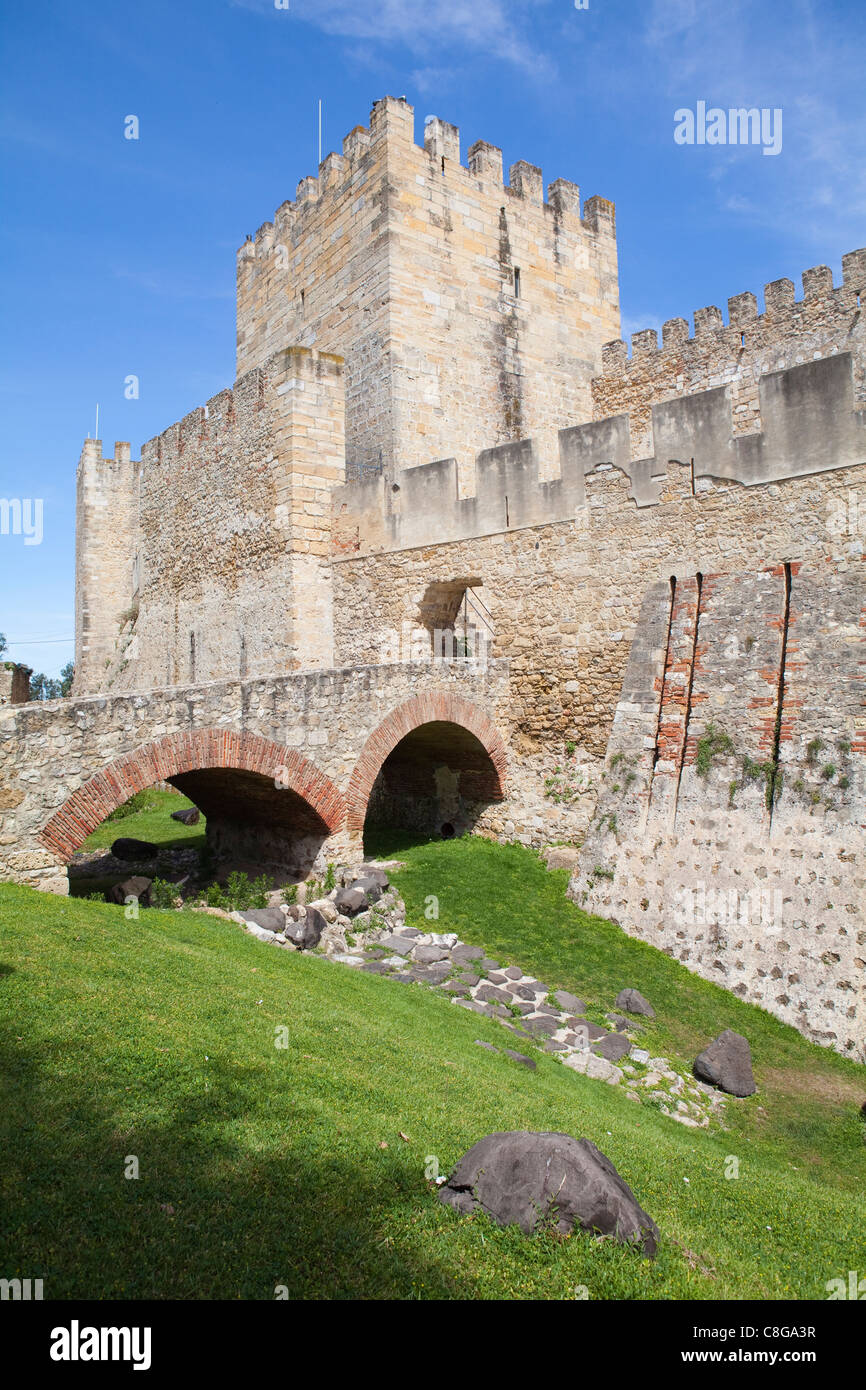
[236, 96, 620, 483]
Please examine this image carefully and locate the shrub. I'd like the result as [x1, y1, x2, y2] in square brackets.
[695, 723, 734, 777]
[149, 878, 180, 910]
[205, 871, 272, 912]
[105, 790, 152, 822]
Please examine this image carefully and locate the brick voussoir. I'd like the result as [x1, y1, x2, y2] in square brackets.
[345, 693, 508, 829]
[36, 725, 346, 858]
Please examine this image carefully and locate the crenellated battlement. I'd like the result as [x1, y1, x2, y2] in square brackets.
[140, 371, 259, 471]
[235, 96, 621, 481]
[331, 350, 866, 554]
[601, 247, 866, 373]
[78, 439, 134, 470]
[137, 347, 343, 474]
[594, 247, 866, 462]
[236, 95, 614, 272]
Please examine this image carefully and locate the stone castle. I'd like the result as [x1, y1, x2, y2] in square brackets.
[1, 97, 863, 1058]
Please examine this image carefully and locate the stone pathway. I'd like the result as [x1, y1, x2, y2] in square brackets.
[234, 864, 726, 1130]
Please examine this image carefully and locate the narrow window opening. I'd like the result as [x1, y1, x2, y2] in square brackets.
[441, 155, 445, 174]
[505, 493, 510, 527]
[690, 457, 696, 496]
[513, 267, 521, 298]
[740, 331, 746, 347]
[300, 288, 306, 315]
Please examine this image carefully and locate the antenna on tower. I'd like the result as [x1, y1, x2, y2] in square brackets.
[95, 404, 99, 440]
[318, 99, 322, 165]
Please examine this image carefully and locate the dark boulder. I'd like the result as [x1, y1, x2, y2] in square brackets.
[554, 989, 585, 1013]
[505, 1051, 536, 1070]
[171, 806, 200, 825]
[241, 908, 286, 934]
[283, 906, 327, 950]
[693, 1030, 756, 1097]
[607, 1013, 632, 1032]
[111, 838, 159, 862]
[593, 1031, 632, 1062]
[439, 1131, 659, 1255]
[475, 984, 513, 1006]
[568, 1018, 608, 1042]
[521, 1014, 560, 1038]
[413, 944, 448, 964]
[452, 944, 484, 963]
[615, 988, 655, 1018]
[349, 875, 382, 904]
[357, 864, 390, 889]
[334, 886, 367, 916]
[108, 876, 152, 907]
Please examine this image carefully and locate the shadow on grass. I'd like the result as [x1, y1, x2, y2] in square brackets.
[363, 827, 439, 860]
[0, 1029, 474, 1301]
[73, 832, 208, 860]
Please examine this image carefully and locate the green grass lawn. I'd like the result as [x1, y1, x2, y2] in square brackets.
[1, 833, 864, 1300]
[371, 832, 866, 1198]
[75, 787, 206, 856]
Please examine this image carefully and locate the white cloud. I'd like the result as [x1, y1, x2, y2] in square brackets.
[643, 0, 866, 252]
[233, 0, 555, 80]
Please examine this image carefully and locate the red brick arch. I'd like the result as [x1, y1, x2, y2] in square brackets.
[39, 728, 345, 860]
[345, 693, 508, 833]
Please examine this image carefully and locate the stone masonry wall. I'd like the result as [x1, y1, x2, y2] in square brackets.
[74, 441, 140, 693]
[327, 261, 865, 859]
[0, 661, 512, 892]
[332, 447, 866, 769]
[237, 96, 619, 484]
[75, 347, 346, 696]
[594, 248, 866, 461]
[570, 562, 865, 1060]
[0, 665, 31, 706]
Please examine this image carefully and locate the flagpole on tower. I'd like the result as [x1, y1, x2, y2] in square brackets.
[318, 99, 322, 165]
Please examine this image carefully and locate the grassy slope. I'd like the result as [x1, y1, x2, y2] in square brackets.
[76, 788, 205, 855]
[1, 838, 864, 1300]
[373, 833, 866, 1198]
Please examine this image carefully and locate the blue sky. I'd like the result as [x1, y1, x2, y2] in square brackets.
[1, 0, 864, 678]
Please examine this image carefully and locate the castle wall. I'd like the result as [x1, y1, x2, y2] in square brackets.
[330, 351, 866, 764]
[570, 563, 865, 1061]
[594, 249, 866, 461]
[330, 250, 866, 551]
[236, 96, 619, 482]
[76, 348, 345, 696]
[74, 441, 140, 693]
[0, 665, 31, 706]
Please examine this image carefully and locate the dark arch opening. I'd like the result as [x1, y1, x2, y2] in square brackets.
[66, 771, 332, 899]
[169, 767, 331, 877]
[363, 720, 503, 847]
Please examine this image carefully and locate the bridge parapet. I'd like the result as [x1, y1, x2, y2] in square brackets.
[0, 660, 511, 891]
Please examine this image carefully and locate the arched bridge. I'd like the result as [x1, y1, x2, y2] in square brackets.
[0, 661, 511, 892]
